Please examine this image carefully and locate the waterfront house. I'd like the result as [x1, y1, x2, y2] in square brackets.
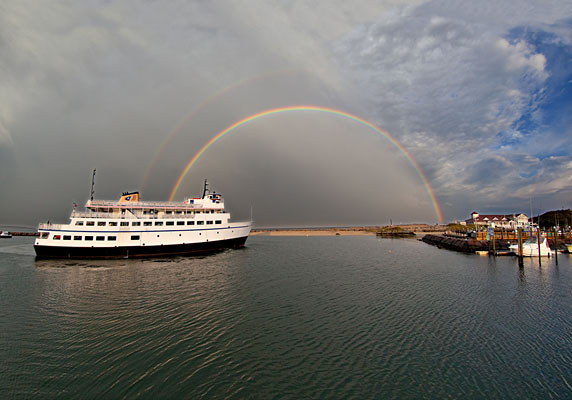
[465, 212, 529, 229]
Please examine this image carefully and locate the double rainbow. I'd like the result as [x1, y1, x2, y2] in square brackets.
[168, 105, 443, 223]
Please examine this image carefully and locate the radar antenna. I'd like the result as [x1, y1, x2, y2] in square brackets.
[202, 179, 209, 198]
[90, 169, 97, 201]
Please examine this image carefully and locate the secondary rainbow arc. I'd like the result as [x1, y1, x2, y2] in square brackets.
[169, 106, 443, 223]
[140, 69, 299, 191]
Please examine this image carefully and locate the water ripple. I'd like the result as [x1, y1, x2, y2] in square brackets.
[1, 237, 572, 398]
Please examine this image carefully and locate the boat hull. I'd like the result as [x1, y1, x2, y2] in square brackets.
[508, 244, 552, 257]
[34, 236, 248, 259]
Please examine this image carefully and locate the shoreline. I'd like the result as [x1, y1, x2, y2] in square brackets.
[251, 226, 446, 237]
[251, 229, 375, 236]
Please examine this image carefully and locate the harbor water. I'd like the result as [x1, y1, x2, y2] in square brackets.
[1, 236, 571, 398]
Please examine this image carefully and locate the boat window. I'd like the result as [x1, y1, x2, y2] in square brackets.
[85, 236, 93, 241]
[144, 221, 152, 226]
[98, 221, 106, 226]
[175, 211, 182, 214]
[109, 222, 118, 226]
[120, 222, 129, 227]
[75, 221, 84, 226]
[187, 221, 195, 225]
[131, 235, 140, 240]
[197, 221, 204, 225]
[177, 221, 185, 226]
[41, 232, 49, 239]
[132, 221, 141, 226]
[166, 211, 172, 214]
[166, 221, 174, 226]
[215, 220, 222, 224]
[155, 221, 163, 226]
[63, 235, 71, 240]
[108, 236, 116, 241]
[96, 236, 105, 241]
[74, 236, 82, 240]
[86, 221, 95, 226]
[207, 221, 213, 225]
[54, 235, 61, 240]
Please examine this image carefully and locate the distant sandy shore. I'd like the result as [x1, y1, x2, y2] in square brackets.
[251, 230, 375, 236]
[251, 226, 447, 237]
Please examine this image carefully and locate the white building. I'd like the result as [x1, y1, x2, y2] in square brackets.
[466, 212, 529, 229]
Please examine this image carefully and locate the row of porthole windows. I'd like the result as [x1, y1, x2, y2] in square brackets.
[75, 220, 223, 227]
[42, 231, 229, 241]
[47, 234, 141, 241]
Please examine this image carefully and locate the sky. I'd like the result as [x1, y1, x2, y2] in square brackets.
[1, 0, 571, 227]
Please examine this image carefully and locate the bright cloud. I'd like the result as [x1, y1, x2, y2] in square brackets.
[333, 2, 572, 217]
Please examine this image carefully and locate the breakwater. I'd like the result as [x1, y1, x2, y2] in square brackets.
[422, 234, 511, 253]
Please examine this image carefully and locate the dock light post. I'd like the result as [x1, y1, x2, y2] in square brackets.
[554, 227, 558, 265]
[537, 223, 542, 266]
[491, 222, 496, 256]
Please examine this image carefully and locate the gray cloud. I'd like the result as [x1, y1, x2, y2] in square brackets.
[0, 0, 571, 227]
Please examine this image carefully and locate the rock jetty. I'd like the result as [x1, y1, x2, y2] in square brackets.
[422, 234, 511, 253]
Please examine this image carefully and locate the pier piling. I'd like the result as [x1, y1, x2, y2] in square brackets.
[517, 228, 523, 267]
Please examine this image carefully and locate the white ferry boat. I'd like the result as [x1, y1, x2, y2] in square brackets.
[34, 180, 251, 259]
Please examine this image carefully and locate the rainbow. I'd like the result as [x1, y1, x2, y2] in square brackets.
[169, 106, 443, 223]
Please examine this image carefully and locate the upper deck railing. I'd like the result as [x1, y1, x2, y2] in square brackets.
[36, 208, 228, 229]
[38, 223, 64, 230]
[88, 200, 209, 208]
[70, 210, 226, 218]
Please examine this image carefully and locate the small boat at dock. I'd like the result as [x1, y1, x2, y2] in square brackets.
[509, 236, 552, 257]
[0, 231, 12, 238]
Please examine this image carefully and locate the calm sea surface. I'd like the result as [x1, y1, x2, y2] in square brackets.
[1, 235, 571, 399]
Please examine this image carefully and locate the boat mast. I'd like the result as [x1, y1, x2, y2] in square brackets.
[529, 198, 533, 232]
[90, 169, 96, 201]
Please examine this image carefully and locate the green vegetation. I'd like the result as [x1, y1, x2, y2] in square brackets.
[378, 226, 405, 233]
[447, 223, 474, 233]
